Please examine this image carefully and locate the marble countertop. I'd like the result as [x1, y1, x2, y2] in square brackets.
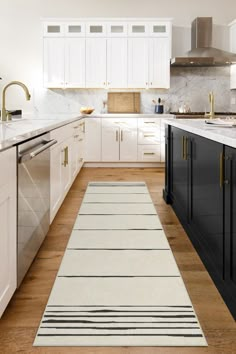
[164, 118, 236, 149]
[90, 113, 174, 118]
[0, 112, 175, 152]
[0, 113, 84, 152]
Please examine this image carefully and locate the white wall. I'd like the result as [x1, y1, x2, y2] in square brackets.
[0, 0, 236, 111]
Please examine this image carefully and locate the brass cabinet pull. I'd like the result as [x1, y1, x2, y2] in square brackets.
[144, 152, 155, 155]
[220, 152, 224, 188]
[182, 136, 185, 159]
[144, 121, 156, 124]
[63, 146, 68, 166]
[184, 137, 188, 160]
[116, 130, 119, 141]
[144, 134, 155, 137]
[121, 130, 123, 142]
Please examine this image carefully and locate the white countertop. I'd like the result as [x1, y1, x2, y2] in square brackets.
[164, 118, 236, 149]
[0, 113, 174, 152]
[0, 113, 84, 152]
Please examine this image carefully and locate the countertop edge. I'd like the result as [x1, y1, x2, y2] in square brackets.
[164, 118, 236, 149]
[0, 115, 84, 152]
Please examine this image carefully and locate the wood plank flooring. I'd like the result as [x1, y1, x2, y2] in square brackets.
[0, 168, 235, 353]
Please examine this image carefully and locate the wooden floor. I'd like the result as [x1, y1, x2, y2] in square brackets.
[0, 168, 235, 354]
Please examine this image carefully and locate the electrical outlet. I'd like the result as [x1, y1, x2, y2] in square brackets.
[231, 97, 236, 105]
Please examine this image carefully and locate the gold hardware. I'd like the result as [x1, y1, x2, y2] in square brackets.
[73, 125, 79, 129]
[1, 81, 31, 121]
[205, 91, 215, 119]
[65, 146, 69, 166]
[144, 134, 155, 137]
[74, 134, 79, 138]
[220, 152, 224, 188]
[144, 121, 156, 124]
[121, 130, 123, 142]
[78, 138, 83, 142]
[144, 152, 155, 155]
[184, 137, 188, 160]
[182, 136, 185, 160]
[116, 130, 119, 141]
[62, 146, 68, 167]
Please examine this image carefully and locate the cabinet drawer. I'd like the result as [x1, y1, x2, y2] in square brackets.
[138, 117, 161, 128]
[138, 145, 160, 162]
[138, 129, 160, 144]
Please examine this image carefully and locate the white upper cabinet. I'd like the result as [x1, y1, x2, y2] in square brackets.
[229, 20, 236, 89]
[43, 22, 65, 37]
[86, 22, 106, 37]
[42, 18, 172, 89]
[65, 22, 85, 36]
[86, 38, 107, 88]
[107, 22, 127, 37]
[128, 22, 149, 37]
[149, 22, 171, 37]
[44, 38, 65, 88]
[149, 37, 170, 89]
[65, 38, 86, 88]
[107, 38, 128, 88]
[128, 38, 149, 88]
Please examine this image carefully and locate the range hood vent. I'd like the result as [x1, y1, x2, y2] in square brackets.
[171, 17, 236, 67]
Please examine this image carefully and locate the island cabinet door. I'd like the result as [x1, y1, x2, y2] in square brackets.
[224, 146, 236, 290]
[170, 126, 189, 222]
[191, 134, 224, 278]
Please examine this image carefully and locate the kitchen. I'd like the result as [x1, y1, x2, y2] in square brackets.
[0, 0, 236, 352]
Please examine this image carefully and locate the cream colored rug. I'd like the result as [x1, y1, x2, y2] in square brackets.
[34, 182, 207, 346]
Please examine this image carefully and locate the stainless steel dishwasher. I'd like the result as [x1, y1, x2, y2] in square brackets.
[17, 133, 57, 286]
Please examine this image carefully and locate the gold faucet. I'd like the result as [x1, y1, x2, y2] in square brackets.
[205, 91, 215, 119]
[1, 81, 31, 121]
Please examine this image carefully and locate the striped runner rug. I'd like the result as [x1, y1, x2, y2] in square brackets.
[34, 182, 207, 346]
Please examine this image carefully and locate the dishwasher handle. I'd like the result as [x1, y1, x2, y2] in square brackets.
[19, 139, 57, 163]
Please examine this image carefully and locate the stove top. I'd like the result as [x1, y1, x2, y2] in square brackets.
[170, 112, 236, 116]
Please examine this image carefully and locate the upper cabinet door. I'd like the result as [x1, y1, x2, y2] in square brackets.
[86, 38, 107, 88]
[86, 23, 107, 37]
[149, 22, 171, 37]
[43, 38, 65, 88]
[65, 22, 85, 37]
[107, 38, 128, 88]
[43, 22, 65, 37]
[127, 38, 149, 88]
[107, 22, 127, 37]
[65, 38, 86, 88]
[128, 22, 149, 37]
[149, 37, 170, 89]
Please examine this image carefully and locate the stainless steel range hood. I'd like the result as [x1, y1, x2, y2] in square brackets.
[171, 17, 236, 66]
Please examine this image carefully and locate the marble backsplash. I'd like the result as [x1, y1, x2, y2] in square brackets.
[33, 66, 236, 115]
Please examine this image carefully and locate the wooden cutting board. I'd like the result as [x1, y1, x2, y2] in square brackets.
[107, 92, 140, 113]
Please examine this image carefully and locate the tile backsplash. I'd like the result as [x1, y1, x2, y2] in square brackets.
[33, 66, 235, 115]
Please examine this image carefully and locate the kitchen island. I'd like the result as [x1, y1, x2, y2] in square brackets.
[163, 118, 236, 320]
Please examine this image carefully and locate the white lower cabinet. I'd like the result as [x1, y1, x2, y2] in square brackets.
[0, 148, 17, 318]
[50, 120, 84, 222]
[85, 117, 102, 161]
[102, 118, 137, 161]
[138, 117, 165, 162]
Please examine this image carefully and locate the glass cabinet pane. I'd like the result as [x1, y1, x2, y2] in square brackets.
[132, 25, 145, 33]
[68, 25, 82, 33]
[111, 25, 124, 33]
[153, 25, 166, 33]
[90, 25, 103, 33]
[47, 25, 60, 33]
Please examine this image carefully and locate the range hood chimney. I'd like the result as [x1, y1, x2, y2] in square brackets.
[171, 17, 236, 66]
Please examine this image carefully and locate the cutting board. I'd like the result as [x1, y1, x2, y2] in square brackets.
[107, 92, 140, 113]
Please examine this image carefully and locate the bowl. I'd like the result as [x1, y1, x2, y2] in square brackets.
[80, 107, 94, 115]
